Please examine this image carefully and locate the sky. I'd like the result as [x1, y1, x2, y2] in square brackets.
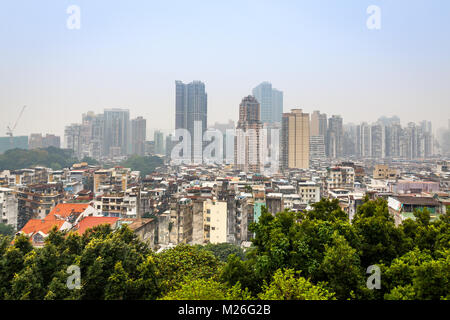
[1, 0, 449, 139]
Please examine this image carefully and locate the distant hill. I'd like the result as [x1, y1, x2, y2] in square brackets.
[0, 147, 78, 170]
[120, 155, 164, 177]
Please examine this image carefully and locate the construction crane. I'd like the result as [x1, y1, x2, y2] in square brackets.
[6, 105, 27, 147]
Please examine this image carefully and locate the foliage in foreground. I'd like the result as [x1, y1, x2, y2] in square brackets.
[0, 199, 449, 300]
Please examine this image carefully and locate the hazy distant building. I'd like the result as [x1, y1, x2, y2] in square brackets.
[310, 135, 326, 159]
[377, 115, 400, 126]
[165, 134, 175, 158]
[235, 96, 263, 173]
[281, 109, 310, 169]
[212, 120, 235, 163]
[29, 134, 60, 149]
[385, 123, 401, 158]
[371, 124, 385, 158]
[252, 82, 283, 124]
[327, 115, 343, 158]
[0, 136, 28, 154]
[131, 117, 146, 156]
[310, 111, 327, 159]
[175, 80, 208, 161]
[310, 111, 327, 136]
[64, 124, 82, 158]
[356, 122, 371, 158]
[103, 108, 130, 157]
[154, 130, 165, 155]
[343, 124, 356, 157]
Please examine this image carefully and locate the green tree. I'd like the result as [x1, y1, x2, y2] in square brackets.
[161, 278, 252, 300]
[200, 243, 246, 262]
[155, 244, 221, 295]
[0, 223, 15, 236]
[317, 233, 366, 299]
[258, 269, 335, 300]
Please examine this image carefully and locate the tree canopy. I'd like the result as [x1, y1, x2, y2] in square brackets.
[120, 155, 164, 177]
[0, 199, 448, 300]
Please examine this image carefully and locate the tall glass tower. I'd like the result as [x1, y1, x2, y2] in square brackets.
[252, 82, 283, 124]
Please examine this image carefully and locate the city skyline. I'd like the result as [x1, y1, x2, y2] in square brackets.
[1, 1, 449, 138]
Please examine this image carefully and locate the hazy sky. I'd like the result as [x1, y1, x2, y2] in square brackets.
[1, 0, 449, 139]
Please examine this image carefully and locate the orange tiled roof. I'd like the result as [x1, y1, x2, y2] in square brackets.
[21, 219, 66, 236]
[74, 216, 119, 235]
[46, 203, 90, 219]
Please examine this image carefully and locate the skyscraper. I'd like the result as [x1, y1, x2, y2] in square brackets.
[371, 123, 385, 158]
[252, 82, 283, 124]
[175, 80, 208, 161]
[281, 109, 310, 169]
[327, 115, 343, 158]
[310, 111, 327, 158]
[64, 124, 82, 158]
[131, 117, 146, 156]
[310, 111, 327, 136]
[235, 96, 263, 173]
[154, 130, 165, 155]
[385, 123, 401, 158]
[103, 108, 130, 157]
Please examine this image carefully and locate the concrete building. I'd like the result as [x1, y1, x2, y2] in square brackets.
[103, 108, 131, 157]
[297, 181, 321, 204]
[131, 117, 146, 156]
[281, 109, 310, 169]
[154, 130, 165, 155]
[327, 115, 343, 158]
[326, 166, 355, 190]
[371, 123, 385, 158]
[16, 183, 65, 230]
[373, 165, 400, 180]
[356, 122, 371, 158]
[0, 187, 18, 230]
[175, 80, 208, 162]
[95, 188, 141, 219]
[29, 134, 60, 149]
[310, 111, 327, 137]
[64, 124, 82, 158]
[235, 96, 263, 173]
[204, 199, 227, 244]
[310, 135, 326, 159]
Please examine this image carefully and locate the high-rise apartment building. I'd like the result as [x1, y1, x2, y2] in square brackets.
[371, 123, 385, 158]
[309, 135, 326, 159]
[327, 115, 343, 158]
[29, 134, 60, 149]
[281, 109, 310, 169]
[235, 96, 263, 173]
[252, 82, 283, 124]
[131, 117, 146, 156]
[64, 124, 82, 158]
[103, 108, 130, 157]
[154, 130, 165, 155]
[175, 80, 208, 161]
[165, 134, 175, 158]
[310, 111, 327, 136]
[385, 123, 401, 158]
[310, 111, 327, 158]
